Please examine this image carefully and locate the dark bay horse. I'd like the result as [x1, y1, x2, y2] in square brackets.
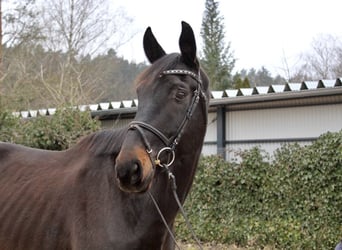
[0, 21, 209, 250]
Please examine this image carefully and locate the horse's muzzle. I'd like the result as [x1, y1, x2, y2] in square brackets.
[115, 146, 154, 193]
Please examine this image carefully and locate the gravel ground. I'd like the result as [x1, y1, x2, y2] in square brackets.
[178, 243, 247, 250]
[178, 243, 275, 249]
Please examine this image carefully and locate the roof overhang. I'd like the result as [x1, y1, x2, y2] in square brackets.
[209, 86, 342, 111]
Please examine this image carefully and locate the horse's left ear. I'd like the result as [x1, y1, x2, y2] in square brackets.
[179, 21, 199, 69]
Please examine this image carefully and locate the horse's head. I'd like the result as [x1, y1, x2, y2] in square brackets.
[115, 21, 210, 193]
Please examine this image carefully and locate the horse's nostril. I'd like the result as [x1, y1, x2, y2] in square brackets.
[130, 163, 141, 184]
[116, 161, 141, 186]
[116, 167, 126, 180]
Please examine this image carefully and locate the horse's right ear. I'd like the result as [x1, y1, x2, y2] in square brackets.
[143, 27, 166, 63]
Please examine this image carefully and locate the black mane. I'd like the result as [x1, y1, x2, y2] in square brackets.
[74, 128, 126, 156]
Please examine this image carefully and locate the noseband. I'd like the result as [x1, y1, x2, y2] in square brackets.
[128, 69, 207, 168]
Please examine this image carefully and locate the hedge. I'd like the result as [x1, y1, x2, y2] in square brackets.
[0, 108, 100, 150]
[176, 130, 342, 249]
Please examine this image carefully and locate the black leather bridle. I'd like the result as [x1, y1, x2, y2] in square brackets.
[128, 69, 207, 249]
[128, 69, 207, 168]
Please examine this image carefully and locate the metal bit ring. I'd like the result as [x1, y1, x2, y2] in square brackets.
[155, 147, 175, 167]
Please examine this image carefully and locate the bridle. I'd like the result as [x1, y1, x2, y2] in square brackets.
[128, 69, 207, 169]
[127, 68, 207, 249]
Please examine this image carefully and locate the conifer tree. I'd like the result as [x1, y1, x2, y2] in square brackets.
[201, 0, 235, 90]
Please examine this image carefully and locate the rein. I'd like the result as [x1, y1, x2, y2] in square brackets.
[128, 69, 206, 249]
[148, 165, 203, 250]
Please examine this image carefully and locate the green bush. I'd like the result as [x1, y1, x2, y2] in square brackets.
[0, 111, 22, 143]
[176, 130, 342, 249]
[0, 108, 100, 150]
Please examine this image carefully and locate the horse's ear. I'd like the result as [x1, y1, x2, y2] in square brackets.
[143, 27, 166, 63]
[179, 21, 199, 69]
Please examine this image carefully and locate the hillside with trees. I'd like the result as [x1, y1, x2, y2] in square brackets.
[0, 0, 145, 111]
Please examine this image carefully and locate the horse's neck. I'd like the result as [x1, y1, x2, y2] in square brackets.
[149, 129, 204, 217]
[173, 122, 206, 196]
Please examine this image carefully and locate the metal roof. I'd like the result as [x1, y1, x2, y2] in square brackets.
[13, 78, 342, 118]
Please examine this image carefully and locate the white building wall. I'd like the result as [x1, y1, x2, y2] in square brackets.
[226, 104, 342, 141]
[222, 103, 342, 160]
[204, 112, 217, 141]
[201, 144, 217, 156]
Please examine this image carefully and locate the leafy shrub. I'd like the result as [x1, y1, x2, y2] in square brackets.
[0, 108, 100, 150]
[0, 111, 21, 143]
[176, 130, 342, 249]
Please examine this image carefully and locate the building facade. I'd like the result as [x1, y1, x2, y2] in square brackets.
[18, 78, 342, 161]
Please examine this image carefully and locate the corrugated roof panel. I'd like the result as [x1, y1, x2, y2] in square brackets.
[39, 109, 48, 116]
[111, 101, 121, 109]
[122, 100, 133, 108]
[89, 104, 99, 111]
[48, 108, 56, 115]
[303, 81, 318, 89]
[99, 102, 110, 110]
[285, 83, 301, 91]
[211, 91, 224, 99]
[225, 89, 239, 97]
[320, 79, 335, 88]
[29, 110, 38, 117]
[78, 105, 88, 111]
[21, 111, 29, 118]
[254, 86, 269, 94]
[12, 112, 20, 117]
[238, 88, 254, 96]
[270, 85, 285, 93]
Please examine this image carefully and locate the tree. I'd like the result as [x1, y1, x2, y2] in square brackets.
[304, 34, 341, 79]
[232, 73, 250, 89]
[0, 0, 138, 111]
[236, 67, 287, 87]
[81, 49, 146, 102]
[37, 0, 135, 107]
[254, 67, 274, 86]
[1, 0, 42, 49]
[0, 0, 44, 109]
[287, 34, 342, 81]
[0, 0, 42, 91]
[41, 0, 133, 60]
[200, 0, 235, 90]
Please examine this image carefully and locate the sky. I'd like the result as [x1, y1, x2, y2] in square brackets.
[112, 0, 342, 77]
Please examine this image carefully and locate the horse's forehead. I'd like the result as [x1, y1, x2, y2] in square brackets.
[135, 54, 208, 96]
[136, 68, 169, 90]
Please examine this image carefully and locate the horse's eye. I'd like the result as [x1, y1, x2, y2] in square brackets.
[175, 88, 187, 100]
